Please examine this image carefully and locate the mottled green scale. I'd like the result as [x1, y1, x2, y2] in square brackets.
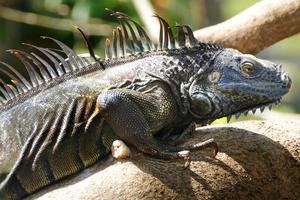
[47, 137, 84, 180]
[130, 84, 179, 134]
[78, 116, 116, 167]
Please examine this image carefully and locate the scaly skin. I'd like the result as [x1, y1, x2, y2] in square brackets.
[0, 14, 291, 199]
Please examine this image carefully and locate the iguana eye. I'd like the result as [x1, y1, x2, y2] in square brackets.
[241, 62, 254, 75]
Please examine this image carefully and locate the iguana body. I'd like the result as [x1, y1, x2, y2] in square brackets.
[0, 12, 291, 199]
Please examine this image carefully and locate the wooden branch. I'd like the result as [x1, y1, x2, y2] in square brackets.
[193, 0, 300, 54]
[27, 120, 300, 200]
[0, 6, 113, 36]
[132, 0, 160, 43]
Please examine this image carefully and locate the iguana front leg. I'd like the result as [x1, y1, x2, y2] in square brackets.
[97, 88, 218, 162]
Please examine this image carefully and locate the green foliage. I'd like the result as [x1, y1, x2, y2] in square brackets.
[221, 0, 260, 18]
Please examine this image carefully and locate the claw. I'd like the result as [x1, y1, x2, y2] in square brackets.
[178, 150, 191, 168]
[184, 157, 191, 168]
[178, 150, 190, 158]
[212, 142, 219, 157]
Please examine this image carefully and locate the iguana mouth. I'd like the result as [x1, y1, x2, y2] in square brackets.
[198, 98, 282, 126]
[225, 98, 282, 123]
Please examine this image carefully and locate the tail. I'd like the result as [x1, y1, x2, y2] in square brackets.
[0, 114, 114, 199]
[0, 173, 29, 200]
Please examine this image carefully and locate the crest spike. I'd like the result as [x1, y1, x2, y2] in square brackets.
[117, 27, 125, 57]
[0, 79, 15, 99]
[35, 46, 64, 76]
[42, 48, 71, 73]
[30, 52, 58, 79]
[75, 26, 105, 70]
[0, 95, 6, 103]
[112, 29, 118, 59]
[168, 26, 176, 49]
[75, 27, 96, 61]
[117, 18, 133, 55]
[8, 49, 42, 87]
[175, 25, 186, 48]
[153, 14, 168, 49]
[105, 38, 112, 60]
[6, 84, 19, 97]
[11, 79, 26, 93]
[130, 20, 153, 51]
[122, 19, 142, 53]
[23, 43, 62, 78]
[182, 25, 198, 47]
[41, 36, 83, 71]
[154, 15, 163, 50]
[153, 15, 175, 49]
[25, 52, 52, 82]
[0, 81, 11, 100]
[123, 15, 153, 51]
[0, 61, 32, 90]
[0, 66, 27, 93]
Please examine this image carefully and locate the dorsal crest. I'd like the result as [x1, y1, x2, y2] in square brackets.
[0, 38, 101, 109]
[104, 10, 222, 60]
[0, 11, 222, 109]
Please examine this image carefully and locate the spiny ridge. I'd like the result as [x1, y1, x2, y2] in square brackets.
[0, 10, 222, 108]
[104, 10, 222, 60]
[226, 98, 281, 123]
[0, 37, 99, 107]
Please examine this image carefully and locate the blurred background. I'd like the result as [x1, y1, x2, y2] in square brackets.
[0, 0, 299, 123]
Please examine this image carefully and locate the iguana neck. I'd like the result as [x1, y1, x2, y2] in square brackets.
[161, 48, 223, 117]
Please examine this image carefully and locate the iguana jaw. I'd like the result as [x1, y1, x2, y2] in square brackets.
[224, 98, 282, 123]
[197, 98, 281, 126]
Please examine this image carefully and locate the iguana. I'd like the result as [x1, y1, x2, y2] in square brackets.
[0, 11, 291, 199]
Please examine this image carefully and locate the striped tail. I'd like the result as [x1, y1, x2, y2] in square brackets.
[0, 115, 116, 200]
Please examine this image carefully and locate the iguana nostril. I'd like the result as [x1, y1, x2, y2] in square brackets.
[281, 73, 289, 81]
[286, 76, 292, 89]
[280, 72, 291, 88]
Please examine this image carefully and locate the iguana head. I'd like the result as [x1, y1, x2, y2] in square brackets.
[187, 48, 291, 122]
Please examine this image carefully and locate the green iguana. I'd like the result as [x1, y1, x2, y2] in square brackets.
[0, 11, 291, 199]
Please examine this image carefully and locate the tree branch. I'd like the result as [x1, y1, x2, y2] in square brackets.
[0, 5, 113, 36]
[28, 120, 300, 200]
[131, 0, 160, 43]
[193, 0, 300, 54]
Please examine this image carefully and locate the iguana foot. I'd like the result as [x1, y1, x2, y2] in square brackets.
[178, 150, 191, 168]
[111, 140, 131, 160]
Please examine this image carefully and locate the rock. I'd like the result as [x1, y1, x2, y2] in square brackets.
[27, 120, 300, 200]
